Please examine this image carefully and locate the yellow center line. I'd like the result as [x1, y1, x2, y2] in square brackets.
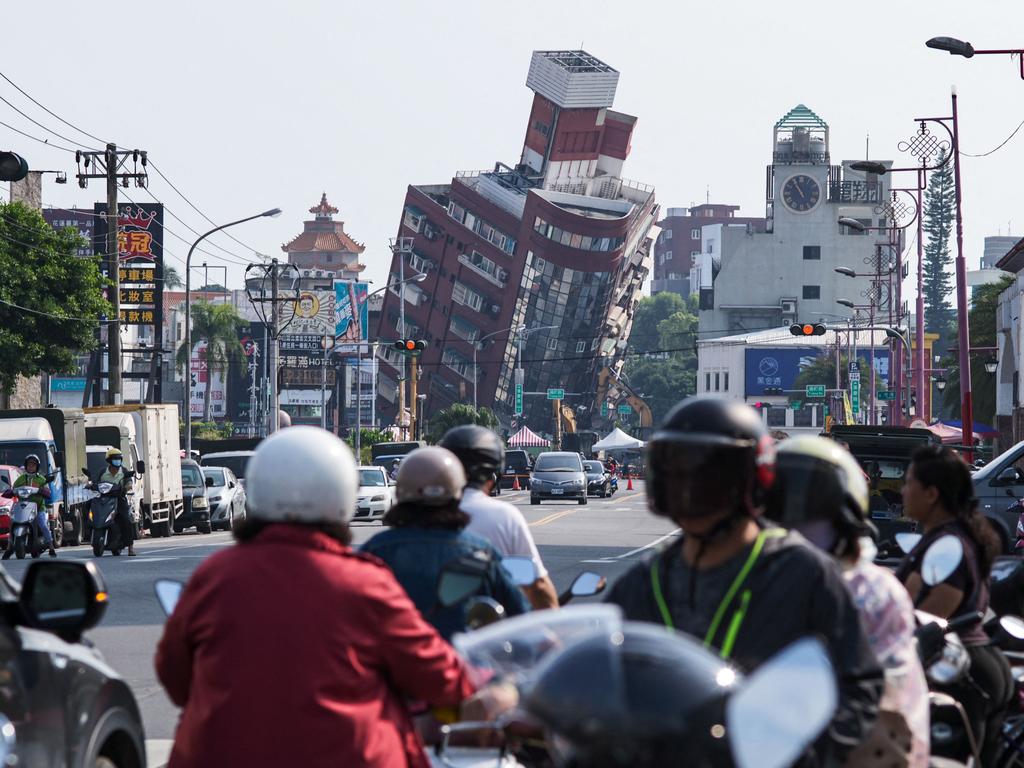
[529, 509, 577, 527]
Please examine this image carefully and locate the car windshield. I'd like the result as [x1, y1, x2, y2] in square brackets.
[583, 462, 604, 473]
[86, 451, 107, 481]
[203, 468, 226, 487]
[181, 465, 204, 488]
[534, 455, 582, 472]
[359, 469, 386, 487]
[0, 442, 49, 473]
[201, 455, 250, 479]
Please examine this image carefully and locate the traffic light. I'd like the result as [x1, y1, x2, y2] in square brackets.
[0, 152, 28, 182]
[763, 387, 784, 396]
[393, 339, 427, 356]
[789, 323, 827, 337]
[752, 401, 772, 410]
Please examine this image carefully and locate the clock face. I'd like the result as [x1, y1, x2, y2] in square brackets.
[782, 174, 821, 213]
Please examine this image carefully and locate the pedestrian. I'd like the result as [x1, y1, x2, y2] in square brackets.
[362, 446, 529, 640]
[97, 448, 136, 556]
[603, 396, 883, 767]
[896, 444, 1014, 764]
[767, 435, 929, 766]
[156, 427, 480, 768]
[438, 425, 558, 610]
[3, 453, 55, 559]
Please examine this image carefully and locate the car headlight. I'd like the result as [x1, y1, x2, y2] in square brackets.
[371, 495, 385, 502]
[192, 496, 209, 509]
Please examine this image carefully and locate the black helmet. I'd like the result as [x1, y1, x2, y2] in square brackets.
[523, 623, 738, 768]
[646, 396, 775, 519]
[438, 425, 505, 486]
[765, 436, 874, 556]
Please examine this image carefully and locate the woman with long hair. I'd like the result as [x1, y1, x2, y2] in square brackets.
[896, 444, 1013, 762]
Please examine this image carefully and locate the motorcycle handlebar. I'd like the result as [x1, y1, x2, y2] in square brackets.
[946, 611, 985, 634]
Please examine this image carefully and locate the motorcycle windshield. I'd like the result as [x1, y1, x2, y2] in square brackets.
[452, 604, 623, 688]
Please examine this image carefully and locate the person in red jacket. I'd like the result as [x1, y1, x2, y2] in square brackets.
[155, 426, 476, 768]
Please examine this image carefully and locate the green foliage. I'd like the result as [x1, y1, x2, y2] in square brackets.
[793, 350, 886, 394]
[622, 294, 699, 423]
[175, 301, 246, 421]
[163, 265, 183, 290]
[0, 201, 109, 394]
[942, 275, 1013, 425]
[922, 150, 956, 354]
[425, 404, 499, 444]
[346, 427, 392, 450]
[188, 421, 234, 440]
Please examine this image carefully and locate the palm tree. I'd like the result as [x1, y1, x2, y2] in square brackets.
[176, 301, 245, 421]
[163, 265, 183, 290]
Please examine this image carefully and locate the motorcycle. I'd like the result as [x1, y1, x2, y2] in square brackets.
[89, 482, 124, 558]
[3, 485, 45, 560]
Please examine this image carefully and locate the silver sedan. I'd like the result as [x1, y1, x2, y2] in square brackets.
[202, 466, 247, 531]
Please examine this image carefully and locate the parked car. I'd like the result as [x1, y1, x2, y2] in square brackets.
[0, 559, 146, 766]
[354, 466, 395, 523]
[530, 452, 587, 506]
[178, 460, 212, 534]
[200, 450, 255, 490]
[583, 460, 613, 497]
[0, 465, 21, 546]
[202, 466, 247, 532]
[972, 439, 1024, 552]
[501, 449, 533, 489]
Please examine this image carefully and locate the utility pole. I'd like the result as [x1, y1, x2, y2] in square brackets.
[269, 258, 281, 434]
[553, 400, 562, 450]
[409, 355, 419, 441]
[390, 237, 413, 439]
[248, 344, 260, 437]
[76, 144, 148, 405]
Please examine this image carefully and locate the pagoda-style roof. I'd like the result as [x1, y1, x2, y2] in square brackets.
[774, 104, 828, 130]
[282, 193, 365, 254]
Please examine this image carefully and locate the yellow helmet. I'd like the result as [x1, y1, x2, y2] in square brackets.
[105, 448, 123, 461]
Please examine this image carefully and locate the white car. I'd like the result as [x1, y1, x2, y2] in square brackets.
[354, 466, 395, 523]
[202, 466, 247, 531]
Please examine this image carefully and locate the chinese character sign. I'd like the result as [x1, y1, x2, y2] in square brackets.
[95, 202, 164, 330]
[334, 281, 368, 351]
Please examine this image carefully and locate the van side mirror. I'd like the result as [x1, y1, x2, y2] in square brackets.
[20, 561, 108, 643]
[997, 468, 1021, 486]
[53, 451, 63, 468]
[135, 460, 146, 476]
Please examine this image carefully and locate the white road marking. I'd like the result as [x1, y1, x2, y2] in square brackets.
[581, 528, 681, 563]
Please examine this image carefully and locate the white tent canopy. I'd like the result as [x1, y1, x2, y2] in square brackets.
[592, 427, 645, 451]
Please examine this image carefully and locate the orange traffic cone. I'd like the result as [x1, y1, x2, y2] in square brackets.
[512, 475, 521, 491]
[626, 473, 634, 491]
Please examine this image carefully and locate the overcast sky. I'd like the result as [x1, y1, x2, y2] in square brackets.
[5, 0, 1023, 297]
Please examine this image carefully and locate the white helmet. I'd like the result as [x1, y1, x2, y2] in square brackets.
[246, 426, 357, 525]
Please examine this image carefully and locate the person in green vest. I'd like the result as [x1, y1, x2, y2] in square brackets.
[3, 453, 56, 559]
[98, 448, 137, 557]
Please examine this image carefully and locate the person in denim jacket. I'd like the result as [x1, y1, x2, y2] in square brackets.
[363, 446, 529, 640]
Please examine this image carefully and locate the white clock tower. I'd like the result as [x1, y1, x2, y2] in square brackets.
[769, 104, 832, 233]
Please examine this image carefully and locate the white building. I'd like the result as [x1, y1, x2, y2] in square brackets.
[994, 236, 1024, 449]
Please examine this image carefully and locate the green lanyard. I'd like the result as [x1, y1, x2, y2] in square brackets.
[650, 528, 785, 659]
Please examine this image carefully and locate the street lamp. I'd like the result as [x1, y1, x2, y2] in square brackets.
[184, 207, 281, 455]
[926, 37, 1024, 78]
[837, 299, 857, 309]
[985, 357, 998, 375]
[834, 266, 858, 278]
[849, 161, 889, 176]
[934, 375, 947, 392]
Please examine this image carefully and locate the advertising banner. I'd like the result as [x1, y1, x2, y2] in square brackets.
[334, 281, 369, 352]
[286, 290, 335, 336]
[744, 347, 890, 397]
[189, 340, 226, 418]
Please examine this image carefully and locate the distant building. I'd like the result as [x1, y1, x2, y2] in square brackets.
[281, 194, 366, 278]
[651, 204, 765, 297]
[983, 235, 1020, 269]
[374, 50, 656, 436]
[41, 207, 96, 257]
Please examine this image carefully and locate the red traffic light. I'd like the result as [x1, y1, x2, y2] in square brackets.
[395, 339, 428, 354]
[789, 323, 827, 337]
[404, 340, 416, 351]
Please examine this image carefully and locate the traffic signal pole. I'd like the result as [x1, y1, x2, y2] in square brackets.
[409, 355, 419, 441]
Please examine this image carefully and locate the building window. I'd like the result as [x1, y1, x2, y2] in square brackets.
[691, 250, 701, 258]
[768, 407, 788, 428]
[664, 250, 673, 261]
[723, 372, 729, 391]
[452, 281, 483, 312]
[547, 337, 558, 351]
[664, 229, 673, 240]
[691, 228, 700, 239]
[705, 372, 711, 392]
[576, 341, 586, 353]
[714, 372, 720, 391]
[591, 338, 600, 351]
[449, 316, 480, 343]
[803, 245, 821, 260]
[802, 285, 821, 300]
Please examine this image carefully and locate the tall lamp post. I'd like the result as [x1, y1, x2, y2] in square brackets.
[926, 37, 1024, 79]
[184, 207, 281, 456]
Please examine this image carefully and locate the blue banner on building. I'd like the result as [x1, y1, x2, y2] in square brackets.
[744, 347, 890, 397]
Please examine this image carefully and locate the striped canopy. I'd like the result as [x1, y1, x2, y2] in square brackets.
[508, 426, 549, 448]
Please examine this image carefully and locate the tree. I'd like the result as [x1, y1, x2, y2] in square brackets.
[425, 404, 499, 444]
[163, 265, 183, 290]
[922, 150, 956, 356]
[0, 201, 109, 395]
[175, 301, 246, 421]
[942, 275, 1013, 426]
[629, 292, 688, 354]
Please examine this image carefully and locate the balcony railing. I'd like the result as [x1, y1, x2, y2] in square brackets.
[457, 253, 507, 287]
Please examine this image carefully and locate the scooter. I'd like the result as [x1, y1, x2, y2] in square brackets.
[4, 486, 44, 560]
[89, 482, 124, 558]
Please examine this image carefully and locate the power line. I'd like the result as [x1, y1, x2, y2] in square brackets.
[0, 296, 110, 323]
[140, 185, 255, 264]
[0, 118, 76, 152]
[0, 70, 109, 145]
[0, 91, 99, 151]
[962, 116, 1024, 158]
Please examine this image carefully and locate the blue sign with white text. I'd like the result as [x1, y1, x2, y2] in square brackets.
[744, 347, 889, 397]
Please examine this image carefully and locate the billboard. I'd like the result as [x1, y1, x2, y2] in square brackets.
[744, 347, 890, 397]
[286, 289, 335, 336]
[189, 340, 226, 418]
[334, 281, 369, 352]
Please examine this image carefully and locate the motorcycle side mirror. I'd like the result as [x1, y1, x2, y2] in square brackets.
[465, 596, 505, 630]
[155, 579, 185, 616]
[895, 532, 922, 554]
[921, 535, 964, 586]
[205, 476, 215, 488]
[500, 556, 538, 586]
[569, 571, 606, 597]
[727, 637, 838, 768]
[135, 460, 146, 476]
[914, 621, 947, 666]
[0, 713, 14, 766]
[1000, 615, 1024, 640]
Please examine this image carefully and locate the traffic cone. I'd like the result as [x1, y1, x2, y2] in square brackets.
[512, 475, 521, 491]
[626, 473, 634, 491]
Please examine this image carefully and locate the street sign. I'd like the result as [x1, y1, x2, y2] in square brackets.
[514, 384, 523, 415]
[805, 384, 826, 398]
[878, 390, 897, 401]
[789, 400, 803, 410]
[617, 404, 633, 415]
[851, 380, 861, 414]
[546, 388, 565, 400]
[600, 402, 608, 418]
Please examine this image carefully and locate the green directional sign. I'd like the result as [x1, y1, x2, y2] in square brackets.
[600, 401, 608, 417]
[878, 390, 897, 401]
[851, 380, 861, 414]
[546, 388, 565, 400]
[789, 400, 803, 410]
[514, 384, 523, 415]
[805, 384, 826, 398]
[617, 404, 633, 414]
